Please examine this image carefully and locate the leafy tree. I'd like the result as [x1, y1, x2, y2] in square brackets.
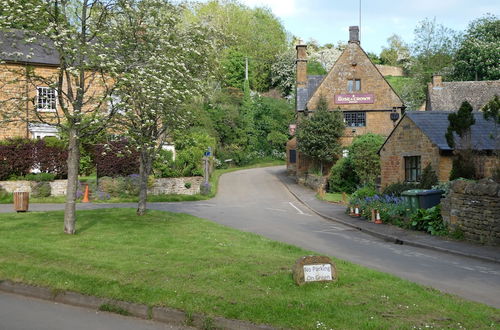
[446, 101, 476, 180]
[380, 34, 410, 66]
[367, 52, 382, 64]
[109, 0, 214, 215]
[0, 0, 49, 32]
[453, 14, 500, 81]
[349, 133, 385, 185]
[410, 18, 461, 83]
[307, 60, 327, 75]
[482, 94, 500, 125]
[220, 48, 246, 90]
[309, 47, 341, 71]
[445, 101, 475, 149]
[271, 48, 295, 97]
[296, 96, 344, 174]
[186, 0, 287, 91]
[1, 0, 118, 234]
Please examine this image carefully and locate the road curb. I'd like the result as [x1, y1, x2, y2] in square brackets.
[278, 174, 500, 264]
[0, 280, 275, 330]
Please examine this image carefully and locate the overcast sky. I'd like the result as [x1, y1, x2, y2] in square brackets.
[238, 0, 499, 54]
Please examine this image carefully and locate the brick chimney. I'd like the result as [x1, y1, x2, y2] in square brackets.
[296, 42, 307, 89]
[432, 74, 443, 87]
[349, 26, 360, 44]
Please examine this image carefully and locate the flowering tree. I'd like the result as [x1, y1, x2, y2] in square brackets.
[108, 0, 215, 215]
[0, 0, 118, 234]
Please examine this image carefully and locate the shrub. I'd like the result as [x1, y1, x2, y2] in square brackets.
[31, 182, 52, 198]
[419, 164, 439, 189]
[357, 194, 410, 227]
[92, 139, 139, 177]
[382, 182, 419, 196]
[0, 138, 36, 180]
[184, 182, 192, 189]
[349, 133, 385, 185]
[349, 185, 377, 204]
[0, 186, 10, 202]
[409, 205, 448, 236]
[327, 157, 359, 194]
[35, 138, 68, 179]
[449, 153, 476, 180]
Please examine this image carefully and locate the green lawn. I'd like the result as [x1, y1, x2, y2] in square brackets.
[0, 160, 285, 204]
[317, 192, 349, 204]
[0, 209, 497, 329]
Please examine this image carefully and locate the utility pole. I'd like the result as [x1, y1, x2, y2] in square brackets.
[359, 0, 361, 43]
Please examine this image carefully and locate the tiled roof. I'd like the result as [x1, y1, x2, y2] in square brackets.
[406, 111, 498, 151]
[0, 29, 59, 65]
[427, 80, 500, 111]
[296, 75, 325, 111]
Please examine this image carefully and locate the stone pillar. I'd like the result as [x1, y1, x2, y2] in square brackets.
[432, 75, 443, 87]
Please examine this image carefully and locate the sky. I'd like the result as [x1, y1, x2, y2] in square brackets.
[238, 0, 499, 54]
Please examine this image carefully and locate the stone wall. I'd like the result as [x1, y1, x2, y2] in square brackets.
[0, 177, 204, 196]
[375, 65, 404, 77]
[297, 173, 327, 192]
[441, 179, 500, 246]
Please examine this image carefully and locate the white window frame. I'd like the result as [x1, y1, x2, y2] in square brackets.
[36, 86, 57, 112]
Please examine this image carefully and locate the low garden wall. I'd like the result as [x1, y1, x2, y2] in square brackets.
[0, 176, 204, 197]
[297, 174, 327, 192]
[441, 178, 500, 246]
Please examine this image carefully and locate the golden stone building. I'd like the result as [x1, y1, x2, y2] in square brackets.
[0, 29, 110, 140]
[287, 26, 404, 176]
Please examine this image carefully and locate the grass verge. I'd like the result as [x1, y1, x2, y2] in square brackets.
[0, 209, 498, 329]
[0, 160, 285, 204]
[317, 192, 348, 204]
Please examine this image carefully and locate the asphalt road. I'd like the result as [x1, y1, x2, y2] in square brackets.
[1, 166, 500, 314]
[0, 292, 188, 330]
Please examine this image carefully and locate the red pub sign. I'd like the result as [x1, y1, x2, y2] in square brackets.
[335, 93, 375, 104]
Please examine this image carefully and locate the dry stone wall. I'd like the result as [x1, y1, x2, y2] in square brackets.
[0, 177, 203, 196]
[441, 179, 500, 246]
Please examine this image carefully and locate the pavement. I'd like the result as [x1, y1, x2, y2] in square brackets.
[277, 171, 500, 264]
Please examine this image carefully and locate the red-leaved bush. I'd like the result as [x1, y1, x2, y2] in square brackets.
[92, 139, 139, 177]
[0, 138, 68, 180]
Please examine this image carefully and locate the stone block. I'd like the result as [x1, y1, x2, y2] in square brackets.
[152, 306, 187, 325]
[292, 255, 336, 286]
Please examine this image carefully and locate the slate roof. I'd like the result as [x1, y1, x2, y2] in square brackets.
[296, 75, 325, 111]
[0, 29, 59, 65]
[427, 80, 500, 111]
[406, 111, 498, 151]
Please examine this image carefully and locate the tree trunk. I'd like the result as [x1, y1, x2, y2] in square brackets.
[137, 149, 152, 216]
[64, 127, 80, 234]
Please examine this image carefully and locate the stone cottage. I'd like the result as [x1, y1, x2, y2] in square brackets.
[0, 29, 110, 140]
[287, 26, 405, 176]
[379, 111, 499, 188]
[424, 75, 500, 111]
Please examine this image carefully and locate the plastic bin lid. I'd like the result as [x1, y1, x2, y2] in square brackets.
[414, 189, 445, 196]
[401, 189, 426, 196]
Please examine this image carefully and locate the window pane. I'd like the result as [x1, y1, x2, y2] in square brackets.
[355, 79, 361, 91]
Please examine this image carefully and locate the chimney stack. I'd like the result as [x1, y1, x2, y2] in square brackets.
[432, 74, 443, 87]
[349, 26, 360, 44]
[296, 42, 308, 89]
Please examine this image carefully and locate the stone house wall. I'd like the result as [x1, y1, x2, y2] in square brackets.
[379, 116, 443, 188]
[0, 63, 110, 139]
[306, 41, 403, 145]
[441, 179, 500, 246]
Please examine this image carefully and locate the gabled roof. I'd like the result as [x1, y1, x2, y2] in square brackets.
[427, 80, 500, 111]
[407, 111, 497, 151]
[296, 75, 325, 111]
[0, 29, 59, 66]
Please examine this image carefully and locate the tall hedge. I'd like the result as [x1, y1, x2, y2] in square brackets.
[92, 139, 139, 177]
[0, 138, 67, 180]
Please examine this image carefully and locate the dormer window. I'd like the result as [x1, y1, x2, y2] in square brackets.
[36, 87, 57, 112]
[347, 79, 361, 92]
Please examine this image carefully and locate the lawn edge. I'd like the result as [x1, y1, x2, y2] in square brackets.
[0, 280, 276, 330]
